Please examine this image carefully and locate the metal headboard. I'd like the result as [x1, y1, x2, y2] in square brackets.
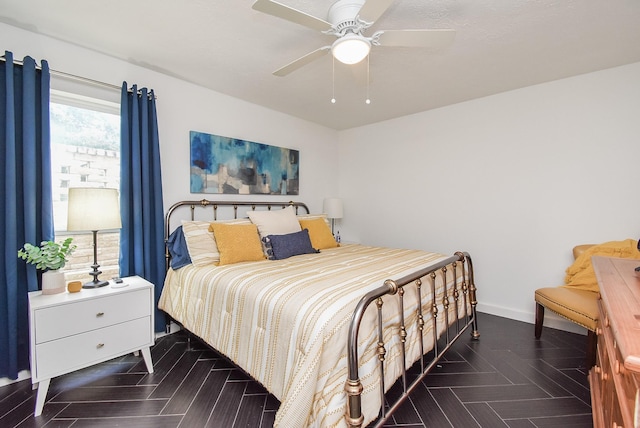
[164, 199, 310, 270]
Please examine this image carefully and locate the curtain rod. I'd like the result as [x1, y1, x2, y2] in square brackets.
[1, 56, 156, 98]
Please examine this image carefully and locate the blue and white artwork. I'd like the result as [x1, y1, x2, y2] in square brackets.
[190, 131, 299, 195]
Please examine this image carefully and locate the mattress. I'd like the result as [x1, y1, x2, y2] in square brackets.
[158, 244, 468, 427]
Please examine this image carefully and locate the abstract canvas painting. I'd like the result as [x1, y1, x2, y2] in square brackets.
[190, 131, 299, 195]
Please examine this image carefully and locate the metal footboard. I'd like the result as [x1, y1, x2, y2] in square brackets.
[345, 251, 479, 428]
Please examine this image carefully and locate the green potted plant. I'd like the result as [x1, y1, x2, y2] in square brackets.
[18, 238, 77, 294]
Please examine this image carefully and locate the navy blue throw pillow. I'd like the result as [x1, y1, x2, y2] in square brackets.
[167, 226, 192, 269]
[263, 229, 319, 260]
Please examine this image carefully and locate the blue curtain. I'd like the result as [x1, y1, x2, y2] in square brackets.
[1, 51, 53, 379]
[119, 83, 166, 332]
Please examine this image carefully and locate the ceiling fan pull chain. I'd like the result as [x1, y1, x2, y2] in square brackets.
[331, 55, 337, 104]
[366, 54, 371, 105]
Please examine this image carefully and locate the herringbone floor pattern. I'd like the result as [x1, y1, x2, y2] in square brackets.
[0, 313, 593, 427]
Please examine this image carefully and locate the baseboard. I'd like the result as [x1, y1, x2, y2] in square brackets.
[476, 302, 587, 336]
[0, 369, 31, 388]
[155, 321, 182, 339]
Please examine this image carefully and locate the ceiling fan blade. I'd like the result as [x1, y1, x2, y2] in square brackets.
[273, 46, 331, 77]
[375, 29, 456, 48]
[252, 0, 332, 32]
[357, 0, 394, 25]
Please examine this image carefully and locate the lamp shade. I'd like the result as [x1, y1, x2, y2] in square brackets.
[67, 187, 122, 231]
[332, 34, 371, 65]
[323, 198, 344, 219]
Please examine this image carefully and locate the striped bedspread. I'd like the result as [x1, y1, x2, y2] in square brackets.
[158, 244, 468, 427]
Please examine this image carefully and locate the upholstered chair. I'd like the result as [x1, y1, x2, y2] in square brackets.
[534, 245, 598, 368]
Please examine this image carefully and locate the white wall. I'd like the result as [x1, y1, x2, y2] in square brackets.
[338, 61, 640, 332]
[1, 23, 339, 216]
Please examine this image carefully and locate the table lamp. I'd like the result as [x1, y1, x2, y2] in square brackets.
[67, 187, 122, 288]
[323, 197, 343, 235]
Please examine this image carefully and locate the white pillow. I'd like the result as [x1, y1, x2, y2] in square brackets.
[247, 205, 301, 240]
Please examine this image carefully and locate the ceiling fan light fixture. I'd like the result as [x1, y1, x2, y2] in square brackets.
[331, 34, 371, 65]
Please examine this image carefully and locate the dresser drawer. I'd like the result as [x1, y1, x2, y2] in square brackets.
[34, 288, 151, 344]
[33, 316, 151, 380]
[612, 347, 640, 424]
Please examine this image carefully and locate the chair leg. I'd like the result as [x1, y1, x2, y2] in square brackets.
[535, 303, 544, 339]
[586, 329, 597, 369]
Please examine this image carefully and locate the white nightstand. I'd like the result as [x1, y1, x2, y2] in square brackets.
[28, 276, 155, 417]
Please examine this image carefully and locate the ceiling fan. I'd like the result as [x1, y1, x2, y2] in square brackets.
[252, 0, 456, 77]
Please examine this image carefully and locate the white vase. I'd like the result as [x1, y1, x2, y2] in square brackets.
[41, 270, 66, 295]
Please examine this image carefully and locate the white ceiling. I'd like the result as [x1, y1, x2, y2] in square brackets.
[2, 0, 640, 130]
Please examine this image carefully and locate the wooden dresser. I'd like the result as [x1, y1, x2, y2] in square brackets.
[591, 256, 640, 428]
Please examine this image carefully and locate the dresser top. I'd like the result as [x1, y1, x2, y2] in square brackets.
[28, 275, 152, 309]
[592, 256, 640, 372]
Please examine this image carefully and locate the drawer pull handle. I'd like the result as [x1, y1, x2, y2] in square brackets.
[96, 343, 104, 349]
[96, 312, 105, 317]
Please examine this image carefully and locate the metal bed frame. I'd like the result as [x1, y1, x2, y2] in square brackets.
[163, 199, 479, 428]
[345, 250, 479, 427]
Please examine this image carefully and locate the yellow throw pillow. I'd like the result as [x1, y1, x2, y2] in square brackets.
[209, 222, 265, 265]
[299, 218, 338, 250]
[297, 213, 330, 228]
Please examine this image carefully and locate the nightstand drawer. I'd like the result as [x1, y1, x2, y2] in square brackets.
[34, 316, 151, 380]
[34, 288, 151, 344]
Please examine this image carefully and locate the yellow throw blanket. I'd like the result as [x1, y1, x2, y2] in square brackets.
[563, 239, 640, 292]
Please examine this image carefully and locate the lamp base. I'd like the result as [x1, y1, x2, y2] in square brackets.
[83, 259, 108, 288]
[82, 279, 109, 289]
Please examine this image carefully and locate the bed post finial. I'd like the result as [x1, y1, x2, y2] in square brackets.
[384, 279, 398, 295]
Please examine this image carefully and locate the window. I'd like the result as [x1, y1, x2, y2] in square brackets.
[50, 91, 121, 281]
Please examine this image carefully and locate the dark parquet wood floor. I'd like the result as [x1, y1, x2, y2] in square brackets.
[0, 312, 593, 428]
